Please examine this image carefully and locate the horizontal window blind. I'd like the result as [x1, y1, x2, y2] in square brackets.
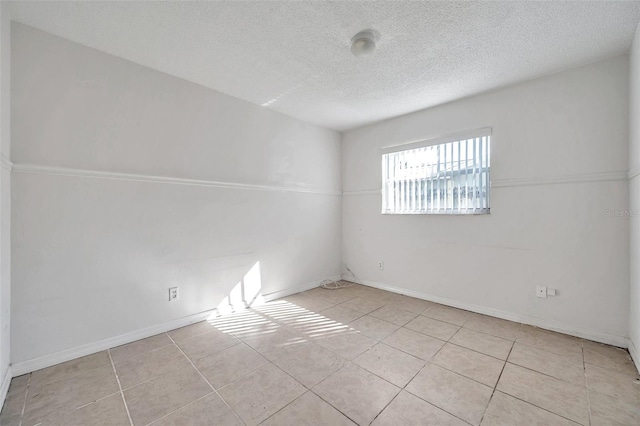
[382, 131, 491, 215]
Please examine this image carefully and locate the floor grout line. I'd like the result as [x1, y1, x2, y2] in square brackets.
[108, 349, 134, 426]
[582, 341, 592, 426]
[16, 373, 31, 426]
[478, 339, 515, 425]
[490, 389, 586, 425]
[165, 333, 246, 426]
[144, 391, 216, 426]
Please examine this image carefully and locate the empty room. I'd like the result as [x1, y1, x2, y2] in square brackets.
[1, 0, 640, 425]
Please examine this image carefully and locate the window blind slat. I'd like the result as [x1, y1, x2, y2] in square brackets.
[478, 137, 483, 211]
[485, 137, 490, 210]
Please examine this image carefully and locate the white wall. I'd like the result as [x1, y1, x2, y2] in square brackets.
[10, 23, 342, 366]
[0, 2, 12, 405]
[629, 23, 640, 366]
[342, 56, 630, 344]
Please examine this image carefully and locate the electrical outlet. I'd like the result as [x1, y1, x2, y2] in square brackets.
[378, 261, 384, 270]
[169, 287, 179, 301]
[536, 285, 547, 298]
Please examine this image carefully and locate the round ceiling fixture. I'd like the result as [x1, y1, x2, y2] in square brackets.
[350, 30, 377, 57]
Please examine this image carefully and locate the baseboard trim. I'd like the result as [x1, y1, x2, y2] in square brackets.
[10, 277, 334, 376]
[10, 309, 216, 376]
[0, 365, 11, 411]
[345, 276, 629, 348]
[628, 339, 640, 375]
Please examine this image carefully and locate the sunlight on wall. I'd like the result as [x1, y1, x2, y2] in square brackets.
[213, 261, 265, 316]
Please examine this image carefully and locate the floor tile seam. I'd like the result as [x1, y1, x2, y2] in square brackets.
[445, 338, 511, 362]
[267, 356, 317, 392]
[305, 386, 362, 426]
[254, 390, 309, 426]
[200, 346, 272, 392]
[489, 390, 585, 426]
[381, 337, 446, 362]
[316, 295, 360, 307]
[143, 391, 217, 426]
[21, 385, 122, 422]
[582, 344, 593, 426]
[196, 341, 276, 393]
[165, 334, 246, 426]
[511, 339, 584, 360]
[367, 311, 415, 327]
[583, 360, 639, 378]
[502, 361, 588, 388]
[401, 323, 460, 343]
[107, 349, 134, 426]
[410, 311, 467, 328]
[28, 359, 114, 390]
[422, 359, 496, 391]
[400, 386, 476, 426]
[460, 324, 519, 342]
[429, 356, 505, 388]
[281, 317, 357, 335]
[169, 327, 240, 346]
[478, 338, 515, 425]
[362, 385, 402, 426]
[114, 345, 190, 370]
[391, 333, 481, 426]
[179, 340, 243, 365]
[285, 320, 358, 337]
[260, 308, 340, 323]
[496, 362, 590, 425]
[505, 358, 586, 387]
[352, 344, 446, 426]
[15, 373, 31, 426]
[216, 344, 309, 425]
[115, 353, 196, 391]
[74, 389, 123, 409]
[420, 310, 471, 328]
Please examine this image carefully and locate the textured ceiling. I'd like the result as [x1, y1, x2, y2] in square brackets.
[9, 1, 640, 131]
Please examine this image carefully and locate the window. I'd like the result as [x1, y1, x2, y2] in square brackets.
[382, 128, 491, 215]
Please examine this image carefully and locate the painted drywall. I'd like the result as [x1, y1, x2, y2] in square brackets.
[10, 23, 341, 364]
[342, 55, 630, 343]
[0, 2, 11, 407]
[629, 23, 640, 366]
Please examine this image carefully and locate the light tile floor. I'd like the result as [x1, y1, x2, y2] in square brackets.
[2, 283, 640, 425]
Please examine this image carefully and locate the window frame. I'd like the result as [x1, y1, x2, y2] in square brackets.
[381, 128, 492, 215]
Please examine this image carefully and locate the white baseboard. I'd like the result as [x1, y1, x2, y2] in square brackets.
[10, 277, 334, 376]
[628, 339, 640, 375]
[346, 276, 630, 348]
[11, 309, 215, 376]
[0, 365, 11, 411]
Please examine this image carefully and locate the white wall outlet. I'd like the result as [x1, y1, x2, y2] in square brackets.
[536, 285, 547, 298]
[378, 261, 384, 270]
[169, 287, 179, 301]
[547, 288, 557, 296]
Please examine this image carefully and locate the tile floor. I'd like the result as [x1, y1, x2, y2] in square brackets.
[2, 283, 640, 425]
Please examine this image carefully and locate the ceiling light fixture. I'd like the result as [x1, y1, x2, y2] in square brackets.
[350, 30, 377, 57]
